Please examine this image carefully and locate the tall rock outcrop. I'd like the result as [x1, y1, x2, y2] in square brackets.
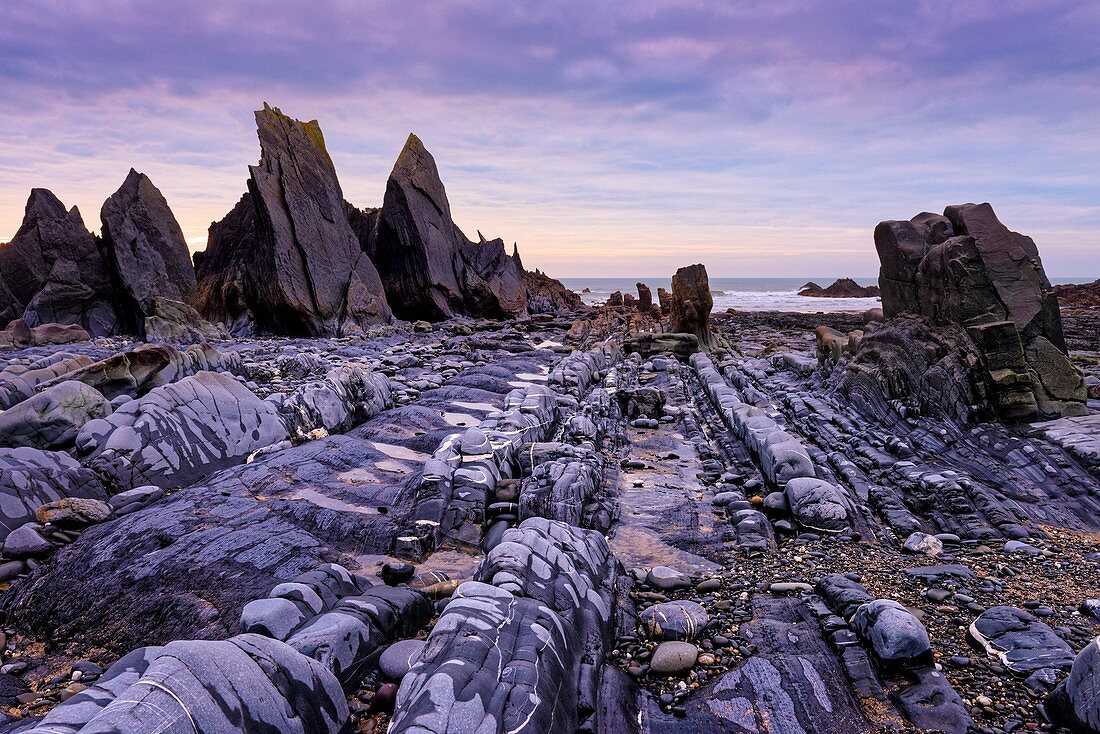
[195, 104, 391, 336]
[872, 203, 1085, 420]
[0, 190, 120, 336]
[670, 264, 714, 347]
[363, 134, 527, 321]
[100, 169, 197, 334]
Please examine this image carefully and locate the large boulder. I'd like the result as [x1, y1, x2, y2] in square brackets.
[872, 204, 1085, 420]
[669, 264, 714, 348]
[0, 354, 95, 409]
[0, 446, 109, 543]
[850, 599, 933, 668]
[0, 381, 111, 450]
[100, 169, 197, 333]
[195, 104, 391, 336]
[361, 134, 527, 321]
[41, 342, 237, 400]
[143, 297, 229, 344]
[75, 370, 288, 488]
[784, 477, 850, 532]
[0, 189, 120, 335]
[1048, 636, 1100, 733]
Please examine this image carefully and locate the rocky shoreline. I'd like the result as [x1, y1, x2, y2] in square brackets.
[1, 106, 1099, 733]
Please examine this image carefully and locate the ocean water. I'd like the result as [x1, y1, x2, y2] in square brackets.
[561, 277, 884, 313]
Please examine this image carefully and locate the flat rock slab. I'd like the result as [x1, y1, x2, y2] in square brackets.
[643, 595, 871, 733]
[969, 605, 1075, 674]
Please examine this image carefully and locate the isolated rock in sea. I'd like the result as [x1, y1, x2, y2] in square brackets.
[195, 104, 392, 335]
[670, 264, 714, 347]
[0, 189, 120, 335]
[523, 268, 583, 313]
[869, 203, 1085, 420]
[363, 134, 526, 321]
[799, 278, 880, 298]
[100, 169, 197, 332]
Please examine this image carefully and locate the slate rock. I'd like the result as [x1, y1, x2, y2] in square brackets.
[379, 639, 426, 680]
[969, 605, 1075, 673]
[0, 381, 111, 450]
[195, 104, 391, 336]
[851, 599, 933, 668]
[100, 168, 197, 331]
[0, 189, 120, 335]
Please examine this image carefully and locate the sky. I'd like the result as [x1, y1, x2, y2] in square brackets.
[1, 1, 1098, 279]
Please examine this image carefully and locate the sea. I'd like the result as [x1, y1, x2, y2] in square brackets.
[561, 277, 882, 313]
[561, 276, 1088, 313]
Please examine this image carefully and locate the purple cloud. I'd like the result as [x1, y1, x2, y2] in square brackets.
[1, 0, 1097, 277]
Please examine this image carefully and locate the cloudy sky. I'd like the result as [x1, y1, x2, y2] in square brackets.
[1, 1, 1097, 278]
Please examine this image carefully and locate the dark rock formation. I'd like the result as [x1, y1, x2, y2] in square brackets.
[524, 268, 582, 314]
[0, 190, 120, 336]
[636, 282, 653, 311]
[195, 104, 392, 336]
[1053, 278, 1100, 309]
[100, 169, 197, 334]
[871, 203, 1085, 420]
[361, 134, 526, 321]
[799, 278, 880, 298]
[670, 264, 714, 348]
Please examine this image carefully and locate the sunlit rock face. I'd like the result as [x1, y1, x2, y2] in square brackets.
[871, 203, 1085, 421]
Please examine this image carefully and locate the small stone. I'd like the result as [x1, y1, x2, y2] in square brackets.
[650, 642, 699, 675]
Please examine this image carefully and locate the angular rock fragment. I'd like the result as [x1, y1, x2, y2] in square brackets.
[359, 134, 526, 321]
